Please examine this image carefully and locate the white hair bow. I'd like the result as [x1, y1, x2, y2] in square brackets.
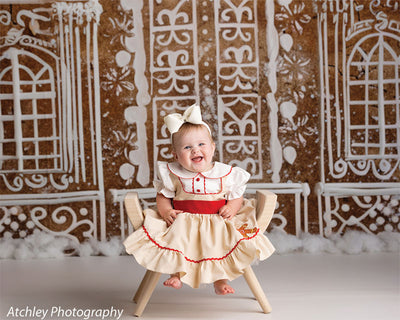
[164, 104, 210, 135]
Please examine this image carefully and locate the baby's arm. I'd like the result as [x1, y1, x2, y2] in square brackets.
[156, 193, 183, 226]
[219, 197, 243, 220]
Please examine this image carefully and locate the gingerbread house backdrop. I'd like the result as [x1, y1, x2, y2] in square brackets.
[0, 0, 399, 247]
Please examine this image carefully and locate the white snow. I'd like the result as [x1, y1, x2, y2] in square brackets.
[0, 228, 398, 260]
[0, 230, 125, 260]
[268, 228, 400, 255]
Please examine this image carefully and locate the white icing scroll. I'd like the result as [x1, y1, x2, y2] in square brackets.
[150, 0, 200, 172]
[215, 0, 263, 178]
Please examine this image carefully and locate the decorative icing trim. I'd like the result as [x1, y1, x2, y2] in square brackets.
[150, 0, 200, 174]
[214, 0, 264, 179]
[142, 224, 260, 263]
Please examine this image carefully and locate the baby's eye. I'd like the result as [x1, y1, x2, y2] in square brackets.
[199, 143, 205, 147]
[184, 146, 192, 150]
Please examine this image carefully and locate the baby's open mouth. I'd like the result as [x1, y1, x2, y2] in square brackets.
[191, 156, 203, 162]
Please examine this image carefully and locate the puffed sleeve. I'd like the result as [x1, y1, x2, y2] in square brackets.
[153, 162, 176, 198]
[225, 166, 250, 200]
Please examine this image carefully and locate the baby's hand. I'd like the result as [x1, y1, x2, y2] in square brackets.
[219, 205, 237, 220]
[160, 209, 183, 226]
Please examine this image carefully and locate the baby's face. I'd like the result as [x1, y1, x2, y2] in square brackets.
[173, 126, 215, 173]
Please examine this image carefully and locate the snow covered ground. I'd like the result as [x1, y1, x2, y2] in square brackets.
[1, 250, 399, 320]
[1, 229, 400, 260]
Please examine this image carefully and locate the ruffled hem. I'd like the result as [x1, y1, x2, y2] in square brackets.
[124, 227, 275, 288]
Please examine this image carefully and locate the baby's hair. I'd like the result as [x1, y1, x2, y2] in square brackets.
[171, 122, 214, 150]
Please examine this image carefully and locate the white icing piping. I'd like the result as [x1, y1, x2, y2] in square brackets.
[0, 0, 105, 243]
[322, 6, 334, 178]
[56, 8, 68, 172]
[68, 12, 80, 183]
[51, 57, 59, 170]
[265, 0, 282, 183]
[316, 182, 400, 236]
[0, 190, 103, 205]
[192, 0, 199, 99]
[130, 0, 151, 107]
[316, 182, 400, 196]
[319, 1, 400, 180]
[377, 35, 385, 156]
[120, 0, 151, 187]
[64, 23, 73, 173]
[334, 7, 341, 158]
[10, 49, 24, 171]
[92, 199, 98, 241]
[341, 8, 347, 160]
[91, 13, 106, 240]
[150, 0, 200, 173]
[75, 25, 86, 182]
[85, 22, 96, 185]
[316, 1, 400, 236]
[317, 8, 325, 184]
[214, 0, 223, 162]
[214, 0, 263, 178]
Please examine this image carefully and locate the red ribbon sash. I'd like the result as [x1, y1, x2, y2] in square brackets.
[173, 199, 226, 214]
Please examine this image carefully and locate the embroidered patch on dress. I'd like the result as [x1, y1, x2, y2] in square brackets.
[237, 224, 258, 238]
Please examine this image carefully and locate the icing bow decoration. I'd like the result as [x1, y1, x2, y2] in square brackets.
[164, 104, 211, 135]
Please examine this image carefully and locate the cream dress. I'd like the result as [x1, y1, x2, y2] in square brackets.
[123, 161, 275, 288]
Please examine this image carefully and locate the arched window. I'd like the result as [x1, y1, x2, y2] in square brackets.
[0, 48, 60, 173]
[346, 32, 400, 160]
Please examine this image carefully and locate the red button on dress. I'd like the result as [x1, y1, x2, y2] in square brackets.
[196, 178, 200, 181]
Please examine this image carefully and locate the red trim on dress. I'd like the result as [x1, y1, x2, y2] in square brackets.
[173, 199, 226, 214]
[177, 176, 223, 195]
[141, 225, 260, 263]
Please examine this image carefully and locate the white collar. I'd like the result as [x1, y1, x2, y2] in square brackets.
[167, 161, 232, 179]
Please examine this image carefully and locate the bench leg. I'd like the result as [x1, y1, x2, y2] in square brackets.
[243, 266, 272, 313]
[133, 270, 152, 303]
[134, 270, 161, 317]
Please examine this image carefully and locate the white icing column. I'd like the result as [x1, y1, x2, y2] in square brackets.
[214, 0, 263, 179]
[120, 0, 151, 187]
[89, 1, 106, 240]
[9, 49, 24, 171]
[53, 0, 104, 186]
[265, 0, 282, 183]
